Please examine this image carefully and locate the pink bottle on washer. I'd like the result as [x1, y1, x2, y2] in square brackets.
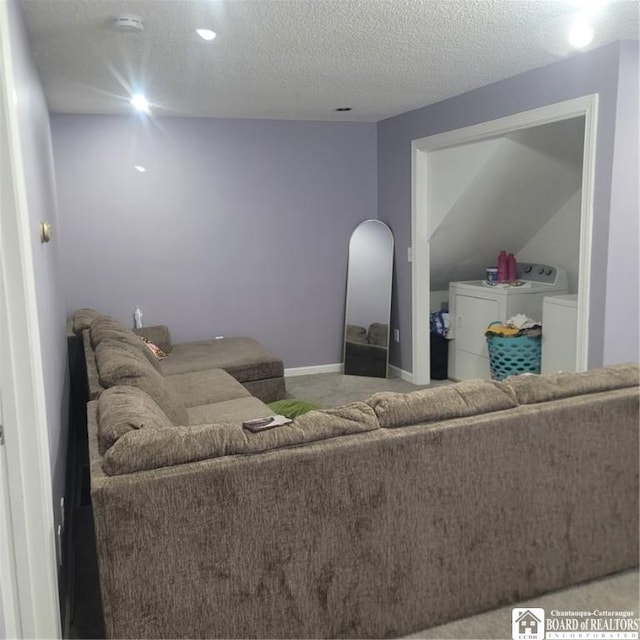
[497, 251, 508, 282]
[507, 253, 517, 282]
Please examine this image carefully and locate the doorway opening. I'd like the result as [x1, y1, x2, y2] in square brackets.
[411, 95, 598, 385]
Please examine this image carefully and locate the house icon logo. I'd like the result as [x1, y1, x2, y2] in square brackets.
[512, 607, 545, 640]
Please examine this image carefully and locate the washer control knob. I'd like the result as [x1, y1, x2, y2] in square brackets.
[524, 265, 533, 273]
[545, 268, 553, 276]
[537, 267, 545, 274]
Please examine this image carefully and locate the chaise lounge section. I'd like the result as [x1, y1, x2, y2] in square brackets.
[87, 362, 639, 639]
[71, 308, 285, 428]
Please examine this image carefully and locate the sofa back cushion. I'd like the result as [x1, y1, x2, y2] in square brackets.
[504, 363, 639, 404]
[367, 379, 517, 428]
[95, 340, 188, 425]
[101, 401, 379, 475]
[367, 322, 388, 347]
[346, 324, 367, 344]
[90, 315, 161, 371]
[72, 307, 102, 335]
[97, 386, 174, 455]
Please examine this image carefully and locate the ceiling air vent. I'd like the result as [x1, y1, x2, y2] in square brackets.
[112, 15, 144, 32]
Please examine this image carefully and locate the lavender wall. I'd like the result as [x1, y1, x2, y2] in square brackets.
[604, 40, 639, 364]
[8, 0, 69, 555]
[378, 42, 630, 372]
[52, 116, 377, 368]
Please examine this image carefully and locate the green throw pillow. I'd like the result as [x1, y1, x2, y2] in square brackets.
[268, 398, 321, 418]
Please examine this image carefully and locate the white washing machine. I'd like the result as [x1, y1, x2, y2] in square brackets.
[448, 263, 569, 380]
[541, 294, 578, 374]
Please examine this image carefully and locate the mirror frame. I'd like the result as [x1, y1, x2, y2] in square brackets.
[343, 219, 394, 378]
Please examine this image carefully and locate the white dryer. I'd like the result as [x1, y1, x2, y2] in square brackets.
[541, 294, 578, 374]
[448, 263, 569, 381]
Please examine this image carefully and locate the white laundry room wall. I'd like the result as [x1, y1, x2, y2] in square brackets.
[426, 116, 585, 298]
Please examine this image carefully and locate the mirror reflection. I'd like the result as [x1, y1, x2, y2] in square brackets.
[343, 219, 394, 378]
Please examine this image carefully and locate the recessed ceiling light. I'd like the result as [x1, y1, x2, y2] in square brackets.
[568, 17, 595, 48]
[335, 107, 352, 112]
[134, 165, 147, 173]
[130, 93, 150, 113]
[196, 28, 217, 41]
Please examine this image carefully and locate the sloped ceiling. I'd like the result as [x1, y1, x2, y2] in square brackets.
[429, 117, 585, 290]
[19, 0, 640, 121]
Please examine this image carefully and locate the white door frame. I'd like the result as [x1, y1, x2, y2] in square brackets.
[0, 266, 20, 640]
[411, 95, 598, 385]
[0, 3, 62, 637]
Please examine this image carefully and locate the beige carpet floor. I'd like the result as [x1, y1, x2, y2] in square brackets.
[284, 371, 445, 407]
[285, 371, 639, 639]
[403, 569, 639, 639]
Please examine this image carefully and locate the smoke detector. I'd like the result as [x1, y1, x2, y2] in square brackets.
[112, 15, 144, 32]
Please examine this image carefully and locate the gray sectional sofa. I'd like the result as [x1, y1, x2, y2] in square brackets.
[72, 308, 286, 428]
[85, 358, 639, 639]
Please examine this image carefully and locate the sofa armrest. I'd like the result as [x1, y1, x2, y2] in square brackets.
[82, 330, 103, 399]
[133, 325, 172, 353]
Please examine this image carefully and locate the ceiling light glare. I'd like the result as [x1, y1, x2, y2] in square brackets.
[574, 0, 608, 17]
[130, 93, 150, 113]
[196, 28, 217, 41]
[568, 17, 595, 48]
[134, 165, 147, 172]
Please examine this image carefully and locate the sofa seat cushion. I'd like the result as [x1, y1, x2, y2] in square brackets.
[368, 379, 517, 428]
[504, 363, 639, 404]
[97, 386, 174, 455]
[91, 315, 161, 371]
[186, 396, 271, 425]
[159, 337, 283, 382]
[242, 377, 286, 404]
[95, 340, 188, 425]
[102, 402, 379, 475]
[166, 368, 250, 408]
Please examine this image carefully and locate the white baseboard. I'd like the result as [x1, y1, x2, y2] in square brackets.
[286, 363, 416, 381]
[389, 364, 414, 383]
[285, 363, 343, 377]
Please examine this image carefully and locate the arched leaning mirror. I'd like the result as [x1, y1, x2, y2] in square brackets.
[343, 219, 394, 378]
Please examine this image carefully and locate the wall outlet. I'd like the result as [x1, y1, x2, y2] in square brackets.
[394, 329, 400, 343]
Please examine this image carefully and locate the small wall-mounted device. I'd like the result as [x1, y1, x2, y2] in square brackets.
[40, 221, 52, 243]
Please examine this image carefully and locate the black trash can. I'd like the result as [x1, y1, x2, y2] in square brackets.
[430, 333, 449, 380]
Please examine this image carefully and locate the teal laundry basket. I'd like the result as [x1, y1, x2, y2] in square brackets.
[486, 322, 541, 380]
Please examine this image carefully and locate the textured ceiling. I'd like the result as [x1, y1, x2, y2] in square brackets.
[19, 0, 640, 122]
